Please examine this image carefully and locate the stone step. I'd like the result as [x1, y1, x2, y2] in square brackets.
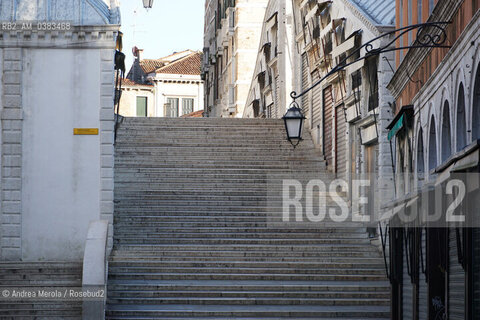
[113, 162, 324, 169]
[0, 309, 82, 317]
[111, 230, 368, 238]
[107, 261, 383, 269]
[0, 302, 82, 309]
[108, 266, 385, 275]
[110, 251, 380, 259]
[111, 238, 372, 246]
[109, 117, 389, 318]
[112, 231, 368, 238]
[110, 224, 364, 231]
[108, 257, 385, 265]
[113, 167, 321, 175]
[115, 155, 321, 162]
[113, 243, 378, 251]
[118, 127, 296, 132]
[0, 262, 83, 318]
[108, 272, 386, 282]
[106, 279, 389, 290]
[107, 290, 389, 300]
[115, 133, 291, 140]
[105, 316, 389, 320]
[105, 304, 390, 318]
[106, 296, 390, 306]
[117, 119, 283, 125]
[111, 222, 366, 229]
[113, 213, 351, 220]
[114, 164, 325, 171]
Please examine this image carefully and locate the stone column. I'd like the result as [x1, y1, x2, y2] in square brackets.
[1, 48, 23, 260]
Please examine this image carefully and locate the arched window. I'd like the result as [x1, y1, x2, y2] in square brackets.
[429, 116, 437, 171]
[417, 128, 424, 181]
[473, 63, 480, 140]
[441, 101, 451, 162]
[457, 83, 466, 151]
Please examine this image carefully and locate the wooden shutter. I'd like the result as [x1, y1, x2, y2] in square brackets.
[335, 105, 346, 177]
[182, 98, 194, 115]
[323, 86, 333, 170]
[274, 75, 280, 118]
[301, 53, 310, 117]
[311, 72, 322, 126]
[166, 98, 179, 117]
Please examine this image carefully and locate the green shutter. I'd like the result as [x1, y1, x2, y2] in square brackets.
[136, 97, 147, 117]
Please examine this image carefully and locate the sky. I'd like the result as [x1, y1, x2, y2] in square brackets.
[119, 0, 205, 70]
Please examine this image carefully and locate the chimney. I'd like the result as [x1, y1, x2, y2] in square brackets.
[131, 47, 145, 83]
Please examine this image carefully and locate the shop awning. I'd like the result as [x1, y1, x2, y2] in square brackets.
[386, 105, 414, 141]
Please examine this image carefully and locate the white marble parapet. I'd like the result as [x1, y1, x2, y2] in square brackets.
[0, 24, 119, 49]
[0, 0, 120, 25]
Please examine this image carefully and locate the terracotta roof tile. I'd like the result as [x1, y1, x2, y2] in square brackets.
[137, 50, 195, 74]
[122, 77, 153, 87]
[155, 52, 203, 75]
[139, 59, 166, 74]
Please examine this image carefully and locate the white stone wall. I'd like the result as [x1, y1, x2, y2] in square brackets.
[0, 23, 118, 260]
[119, 87, 156, 117]
[203, 0, 268, 117]
[153, 75, 204, 117]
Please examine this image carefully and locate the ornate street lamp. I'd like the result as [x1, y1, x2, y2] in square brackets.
[142, 0, 154, 8]
[285, 21, 451, 148]
[282, 101, 305, 148]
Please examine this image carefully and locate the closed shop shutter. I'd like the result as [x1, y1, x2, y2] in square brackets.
[323, 86, 333, 170]
[301, 53, 310, 117]
[403, 231, 413, 320]
[473, 227, 480, 319]
[448, 228, 465, 320]
[274, 75, 280, 119]
[419, 228, 428, 320]
[335, 105, 346, 178]
[311, 72, 322, 126]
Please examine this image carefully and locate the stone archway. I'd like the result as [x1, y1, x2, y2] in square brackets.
[456, 83, 467, 151]
[429, 115, 437, 171]
[441, 101, 451, 162]
[473, 63, 480, 140]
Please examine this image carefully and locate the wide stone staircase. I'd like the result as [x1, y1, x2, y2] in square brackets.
[106, 117, 390, 319]
[0, 261, 83, 319]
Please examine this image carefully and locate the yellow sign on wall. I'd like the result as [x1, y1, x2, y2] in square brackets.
[73, 128, 99, 135]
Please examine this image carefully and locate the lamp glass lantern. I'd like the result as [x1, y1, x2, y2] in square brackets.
[143, 0, 154, 8]
[282, 102, 305, 147]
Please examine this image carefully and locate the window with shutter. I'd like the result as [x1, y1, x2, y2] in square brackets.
[136, 96, 147, 117]
[165, 98, 179, 117]
[182, 98, 194, 115]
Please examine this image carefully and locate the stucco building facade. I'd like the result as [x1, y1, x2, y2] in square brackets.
[122, 50, 204, 117]
[243, 0, 396, 222]
[203, 0, 268, 117]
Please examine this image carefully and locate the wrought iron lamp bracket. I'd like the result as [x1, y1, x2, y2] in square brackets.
[290, 21, 451, 102]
